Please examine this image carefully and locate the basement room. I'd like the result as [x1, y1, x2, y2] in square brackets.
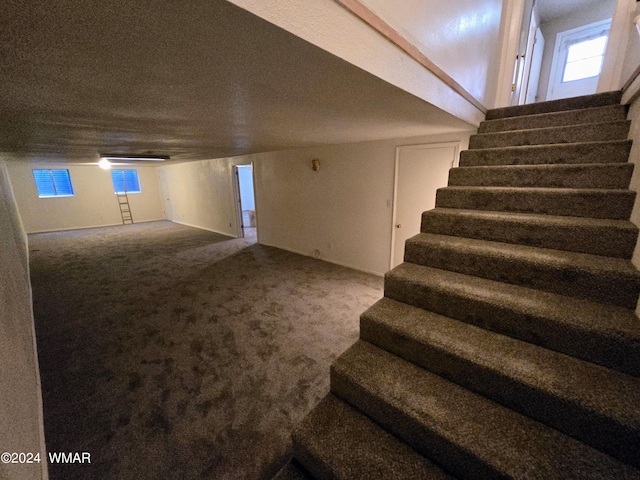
[3, 0, 640, 479]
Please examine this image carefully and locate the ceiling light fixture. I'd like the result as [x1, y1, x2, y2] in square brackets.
[99, 154, 170, 162]
[98, 158, 111, 170]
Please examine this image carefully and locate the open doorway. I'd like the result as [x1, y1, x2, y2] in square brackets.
[233, 164, 257, 240]
[546, 19, 611, 100]
[507, 0, 616, 105]
[534, 0, 616, 102]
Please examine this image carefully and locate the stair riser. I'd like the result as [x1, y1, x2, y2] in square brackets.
[486, 91, 623, 120]
[292, 395, 453, 480]
[384, 272, 640, 377]
[404, 238, 640, 309]
[460, 141, 632, 167]
[435, 188, 635, 220]
[421, 211, 638, 259]
[330, 369, 502, 480]
[479, 105, 627, 133]
[448, 164, 634, 189]
[469, 122, 630, 149]
[361, 315, 640, 468]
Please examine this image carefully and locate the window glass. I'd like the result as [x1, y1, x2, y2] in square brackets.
[111, 170, 141, 194]
[563, 35, 607, 83]
[33, 169, 74, 197]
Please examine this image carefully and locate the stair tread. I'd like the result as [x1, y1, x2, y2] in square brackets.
[426, 207, 638, 230]
[479, 105, 627, 133]
[454, 162, 633, 171]
[384, 262, 640, 376]
[436, 186, 636, 220]
[473, 120, 630, 138]
[449, 163, 634, 188]
[485, 91, 623, 120]
[332, 340, 640, 479]
[460, 140, 633, 166]
[293, 394, 453, 480]
[469, 121, 630, 149]
[421, 208, 639, 258]
[404, 232, 640, 308]
[386, 262, 640, 337]
[440, 185, 634, 194]
[361, 297, 640, 464]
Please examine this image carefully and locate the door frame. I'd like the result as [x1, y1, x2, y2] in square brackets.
[232, 163, 258, 239]
[390, 141, 460, 269]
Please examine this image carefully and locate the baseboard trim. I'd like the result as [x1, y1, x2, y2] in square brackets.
[169, 219, 235, 238]
[27, 218, 167, 234]
[259, 241, 385, 277]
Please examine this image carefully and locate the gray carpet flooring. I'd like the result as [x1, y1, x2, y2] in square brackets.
[28, 221, 383, 480]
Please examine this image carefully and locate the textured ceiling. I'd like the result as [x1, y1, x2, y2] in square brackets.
[0, 0, 472, 163]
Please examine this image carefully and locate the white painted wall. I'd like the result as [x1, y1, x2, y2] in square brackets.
[620, 2, 640, 86]
[0, 159, 48, 480]
[359, 0, 503, 108]
[226, 0, 488, 125]
[6, 163, 165, 233]
[536, 0, 616, 102]
[158, 158, 240, 236]
[625, 97, 640, 315]
[161, 131, 473, 276]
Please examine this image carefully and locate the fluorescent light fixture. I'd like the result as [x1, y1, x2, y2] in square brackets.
[99, 154, 169, 162]
[98, 158, 111, 170]
[635, 15, 640, 37]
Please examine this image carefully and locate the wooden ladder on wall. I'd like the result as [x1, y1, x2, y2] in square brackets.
[116, 193, 133, 224]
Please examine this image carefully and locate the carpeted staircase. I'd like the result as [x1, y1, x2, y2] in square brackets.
[274, 91, 640, 479]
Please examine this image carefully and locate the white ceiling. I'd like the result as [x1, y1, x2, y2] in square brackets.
[0, 0, 472, 164]
[536, 0, 615, 23]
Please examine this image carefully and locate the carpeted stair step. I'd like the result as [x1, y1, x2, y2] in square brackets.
[404, 233, 640, 308]
[292, 394, 454, 480]
[448, 163, 634, 189]
[460, 140, 632, 167]
[479, 104, 627, 133]
[330, 340, 640, 479]
[360, 297, 640, 467]
[420, 208, 639, 258]
[384, 263, 640, 377]
[485, 91, 623, 120]
[469, 121, 630, 149]
[273, 460, 315, 480]
[435, 186, 636, 219]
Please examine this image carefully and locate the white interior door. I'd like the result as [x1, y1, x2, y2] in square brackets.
[391, 143, 459, 269]
[157, 168, 172, 220]
[518, 3, 539, 104]
[547, 19, 611, 101]
[525, 26, 545, 104]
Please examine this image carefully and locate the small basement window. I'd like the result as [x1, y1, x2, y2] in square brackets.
[33, 169, 74, 197]
[111, 170, 141, 194]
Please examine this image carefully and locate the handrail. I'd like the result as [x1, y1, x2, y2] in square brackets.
[334, 0, 488, 114]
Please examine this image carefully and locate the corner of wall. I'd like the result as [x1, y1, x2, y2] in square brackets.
[0, 159, 49, 480]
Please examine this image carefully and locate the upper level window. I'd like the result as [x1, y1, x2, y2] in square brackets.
[33, 169, 74, 197]
[111, 169, 141, 194]
[562, 34, 608, 83]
